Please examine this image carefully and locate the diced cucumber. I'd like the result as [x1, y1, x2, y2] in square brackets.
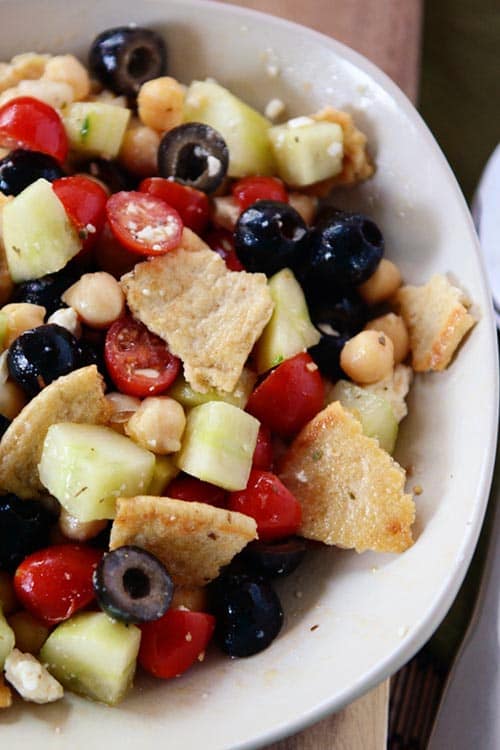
[38, 423, 156, 521]
[169, 368, 257, 410]
[175, 401, 259, 491]
[0, 607, 15, 669]
[64, 102, 130, 159]
[254, 268, 320, 373]
[2, 178, 81, 283]
[40, 612, 141, 706]
[0, 311, 8, 351]
[147, 455, 180, 495]
[184, 80, 275, 177]
[268, 118, 343, 186]
[328, 380, 398, 454]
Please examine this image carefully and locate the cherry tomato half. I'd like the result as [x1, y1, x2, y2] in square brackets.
[232, 176, 288, 212]
[166, 475, 228, 508]
[140, 177, 209, 235]
[228, 469, 302, 541]
[14, 544, 102, 626]
[105, 316, 181, 397]
[0, 96, 68, 163]
[53, 175, 108, 250]
[246, 353, 324, 438]
[252, 424, 273, 470]
[139, 610, 215, 679]
[94, 222, 140, 278]
[106, 191, 183, 256]
[204, 228, 244, 271]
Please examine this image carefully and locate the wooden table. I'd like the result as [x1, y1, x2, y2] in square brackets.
[215, 1, 423, 747]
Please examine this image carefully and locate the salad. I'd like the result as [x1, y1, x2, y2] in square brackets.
[0, 25, 476, 709]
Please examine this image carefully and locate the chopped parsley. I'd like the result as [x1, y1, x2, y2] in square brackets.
[312, 449, 323, 462]
[80, 115, 91, 140]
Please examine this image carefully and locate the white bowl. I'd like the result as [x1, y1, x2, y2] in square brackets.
[1, 1, 498, 748]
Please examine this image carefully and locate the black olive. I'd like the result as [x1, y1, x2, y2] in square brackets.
[234, 200, 309, 276]
[0, 414, 10, 439]
[93, 546, 174, 624]
[157, 123, 229, 193]
[304, 209, 384, 288]
[0, 494, 52, 573]
[239, 538, 307, 578]
[80, 157, 137, 193]
[12, 265, 80, 316]
[309, 289, 368, 338]
[209, 572, 283, 657]
[7, 324, 83, 398]
[308, 332, 350, 381]
[89, 26, 167, 97]
[0, 149, 65, 196]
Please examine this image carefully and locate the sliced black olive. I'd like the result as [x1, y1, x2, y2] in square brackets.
[7, 324, 83, 398]
[234, 200, 309, 276]
[239, 538, 308, 578]
[93, 546, 173, 624]
[0, 494, 53, 572]
[0, 149, 65, 196]
[157, 123, 229, 193]
[308, 332, 350, 381]
[81, 157, 137, 193]
[12, 265, 80, 316]
[89, 26, 167, 97]
[209, 572, 283, 657]
[309, 289, 368, 338]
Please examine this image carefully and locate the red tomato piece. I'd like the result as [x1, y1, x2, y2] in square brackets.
[228, 469, 301, 541]
[0, 96, 68, 163]
[139, 610, 215, 679]
[232, 176, 288, 212]
[94, 222, 140, 278]
[139, 177, 209, 235]
[252, 424, 273, 470]
[204, 228, 244, 271]
[246, 353, 324, 438]
[106, 191, 183, 256]
[14, 544, 102, 626]
[105, 316, 181, 397]
[166, 475, 228, 508]
[53, 175, 108, 250]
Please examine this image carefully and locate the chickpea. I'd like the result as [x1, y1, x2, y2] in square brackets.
[288, 192, 318, 225]
[118, 120, 160, 177]
[137, 76, 184, 132]
[365, 313, 409, 364]
[1, 302, 45, 347]
[17, 78, 75, 109]
[62, 272, 125, 329]
[358, 258, 402, 305]
[171, 586, 208, 612]
[58, 508, 108, 542]
[0, 379, 27, 419]
[125, 397, 186, 454]
[47, 307, 81, 338]
[7, 611, 49, 654]
[106, 392, 141, 434]
[340, 329, 394, 384]
[43, 54, 90, 101]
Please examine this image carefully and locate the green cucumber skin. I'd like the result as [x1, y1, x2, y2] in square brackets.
[0, 609, 15, 670]
[329, 380, 398, 454]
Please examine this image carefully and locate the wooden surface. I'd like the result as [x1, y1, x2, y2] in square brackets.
[214, 1, 423, 748]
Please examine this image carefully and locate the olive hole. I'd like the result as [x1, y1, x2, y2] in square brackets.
[361, 220, 383, 248]
[123, 567, 151, 599]
[176, 143, 207, 182]
[279, 215, 303, 242]
[127, 45, 154, 80]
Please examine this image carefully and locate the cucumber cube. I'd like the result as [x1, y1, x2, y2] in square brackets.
[268, 118, 343, 186]
[64, 102, 130, 159]
[0, 608, 15, 670]
[168, 368, 257, 410]
[147, 455, 180, 495]
[2, 178, 82, 283]
[328, 380, 398, 454]
[39, 423, 156, 521]
[175, 401, 259, 491]
[254, 268, 320, 373]
[40, 612, 141, 706]
[184, 80, 275, 177]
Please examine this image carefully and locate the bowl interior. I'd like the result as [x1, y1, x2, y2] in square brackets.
[1, 1, 497, 748]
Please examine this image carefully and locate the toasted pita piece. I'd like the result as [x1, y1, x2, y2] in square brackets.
[303, 107, 374, 197]
[121, 244, 273, 393]
[0, 674, 12, 709]
[0, 366, 109, 499]
[279, 402, 415, 553]
[110, 496, 257, 586]
[395, 274, 476, 372]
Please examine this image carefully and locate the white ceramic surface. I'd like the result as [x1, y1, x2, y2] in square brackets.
[0, 2, 498, 748]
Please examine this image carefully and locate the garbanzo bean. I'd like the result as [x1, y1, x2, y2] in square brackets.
[105, 392, 141, 435]
[1, 302, 46, 347]
[365, 313, 409, 364]
[62, 272, 125, 329]
[340, 329, 394, 384]
[7, 611, 49, 654]
[137, 76, 184, 132]
[125, 397, 186, 454]
[118, 120, 160, 177]
[358, 258, 402, 305]
[43, 54, 90, 101]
